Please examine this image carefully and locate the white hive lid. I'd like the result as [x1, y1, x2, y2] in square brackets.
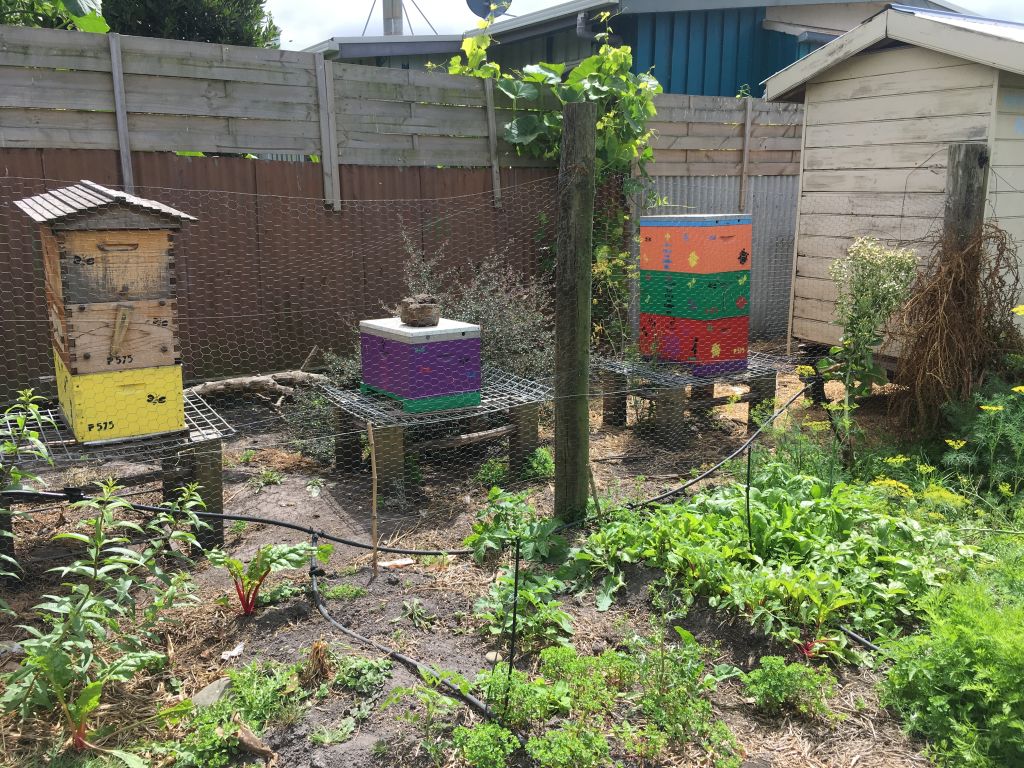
[359, 317, 481, 343]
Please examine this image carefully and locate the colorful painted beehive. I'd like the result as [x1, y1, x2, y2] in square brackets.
[638, 214, 752, 375]
[360, 317, 482, 413]
[15, 181, 196, 443]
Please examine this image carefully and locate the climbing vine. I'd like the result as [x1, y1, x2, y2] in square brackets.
[439, 16, 663, 355]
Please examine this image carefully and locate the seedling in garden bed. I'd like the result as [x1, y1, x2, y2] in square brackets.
[208, 543, 332, 615]
[392, 598, 437, 630]
[247, 468, 284, 493]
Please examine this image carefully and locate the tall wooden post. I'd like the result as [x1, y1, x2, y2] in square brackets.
[943, 143, 989, 318]
[554, 101, 597, 521]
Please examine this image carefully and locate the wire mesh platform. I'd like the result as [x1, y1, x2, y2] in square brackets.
[12, 392, 235, 469]
[595, 350, 796, 391]
[317, 368, 552, 429]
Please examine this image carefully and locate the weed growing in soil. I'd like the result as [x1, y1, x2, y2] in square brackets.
[320, 583, 367, 600]
[741, 656, 837, 719]
[393, 598, 438, 630]
[333, 655, 392, 694]
[521, 446, 555, 481]
[310, 718, 356, 745]
[464, 635, 741, 767]
[384, 668, 471, 766]
[228, 519, 248, 535]
[247, 468, 284, 493]
[452, 722, 519, 768]
[256, 580, 306, 607]
[164, 660, 310, 767]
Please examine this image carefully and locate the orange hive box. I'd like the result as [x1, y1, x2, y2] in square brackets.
[639, 214, 752, 274]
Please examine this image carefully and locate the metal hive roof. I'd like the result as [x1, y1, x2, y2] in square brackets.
[13, 180, 197, 224]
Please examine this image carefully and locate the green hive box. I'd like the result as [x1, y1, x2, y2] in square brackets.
[639, 270, 750, 319]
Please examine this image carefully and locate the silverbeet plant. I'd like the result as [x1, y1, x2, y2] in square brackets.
[207, 542, 332, 616]
[0, 481, 204, 766]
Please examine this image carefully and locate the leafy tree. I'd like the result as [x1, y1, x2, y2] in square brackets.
[102, 0, 280, 48]
[0, 0, 107, 32]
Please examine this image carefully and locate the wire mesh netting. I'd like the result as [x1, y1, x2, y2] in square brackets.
[0, 168, 802, 559]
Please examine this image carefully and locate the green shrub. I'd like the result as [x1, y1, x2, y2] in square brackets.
[537, 645, 638, 716]
[881, 574, 1024, 768]
[525, 723, 610, 768]
[521, 446, 555, 481]
[741, 656, 836, 719]
[452, 722, 519, 768]
[474, 458, 508, 488]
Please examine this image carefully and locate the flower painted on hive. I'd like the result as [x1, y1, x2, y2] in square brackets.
[735, 296, 748, 310]
[710, 342, 721, 358]
[688, 251, 699, 268]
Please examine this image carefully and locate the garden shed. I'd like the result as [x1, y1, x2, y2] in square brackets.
[763, 4, 1024, 348]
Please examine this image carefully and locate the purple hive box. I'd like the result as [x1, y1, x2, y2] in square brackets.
[359, 317, 481, 407]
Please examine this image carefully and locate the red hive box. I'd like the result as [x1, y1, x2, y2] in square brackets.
[639, 315, 749, 374]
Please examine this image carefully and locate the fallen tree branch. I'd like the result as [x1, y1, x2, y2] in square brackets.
[184, 370, 328, 399]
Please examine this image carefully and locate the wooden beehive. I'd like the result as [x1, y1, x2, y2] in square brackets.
[360, 317, 482, 413]
[15, 181, 196, 443]
[638, 214, 752, 375]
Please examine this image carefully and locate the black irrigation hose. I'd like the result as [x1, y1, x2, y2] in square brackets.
[840, 625, 883, 653]
[306, 535, 492, 718]
[1, 488, 473, 557]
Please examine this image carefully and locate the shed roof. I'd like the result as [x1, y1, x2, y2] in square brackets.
[13, 180, 197, 225]
[764, 4, 1024, 102]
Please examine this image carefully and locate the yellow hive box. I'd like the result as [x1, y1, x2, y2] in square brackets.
[54, 350, 185, 443]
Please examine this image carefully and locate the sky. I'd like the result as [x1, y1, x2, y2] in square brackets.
[265, 0, 1024, 51]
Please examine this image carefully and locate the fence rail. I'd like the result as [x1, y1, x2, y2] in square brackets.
[0, 25, 803, 395]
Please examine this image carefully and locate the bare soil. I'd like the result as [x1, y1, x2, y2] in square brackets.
[0, 376, 928, 767]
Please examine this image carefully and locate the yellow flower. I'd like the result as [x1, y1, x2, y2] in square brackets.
[979, 405, 1004, 412]
[945, 439, 966, 451]
[795, 365, 816, 377]
[804, 420, 831, 433]
[884, 455, 910, 467]
[1013, 386, 1024, 394]
[916, 463, 936, 475]
[1013, 305, 1024, 316]
[998, 482, 1013, 498]
[871, 478, 913, 498]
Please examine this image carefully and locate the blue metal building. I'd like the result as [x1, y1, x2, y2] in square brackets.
[309, 0, 967, 97]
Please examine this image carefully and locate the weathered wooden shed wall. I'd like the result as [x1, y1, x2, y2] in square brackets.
[989, 71, 1024, 257]
[790, 45, 996, 345]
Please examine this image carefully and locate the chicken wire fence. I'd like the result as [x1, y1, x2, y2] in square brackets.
[0, 169, 801, 554]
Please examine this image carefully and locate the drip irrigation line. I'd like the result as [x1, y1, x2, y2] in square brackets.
[504, 537, 522, 716]
[1, 488, 473, 557]
[307, 535, 491, 718]
[839, 625, 882, 653]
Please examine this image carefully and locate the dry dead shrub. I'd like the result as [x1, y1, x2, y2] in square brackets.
[892, 221, 1023, 433]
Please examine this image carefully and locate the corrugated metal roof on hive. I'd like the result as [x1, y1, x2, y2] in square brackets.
[13, 180, 197, 225]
